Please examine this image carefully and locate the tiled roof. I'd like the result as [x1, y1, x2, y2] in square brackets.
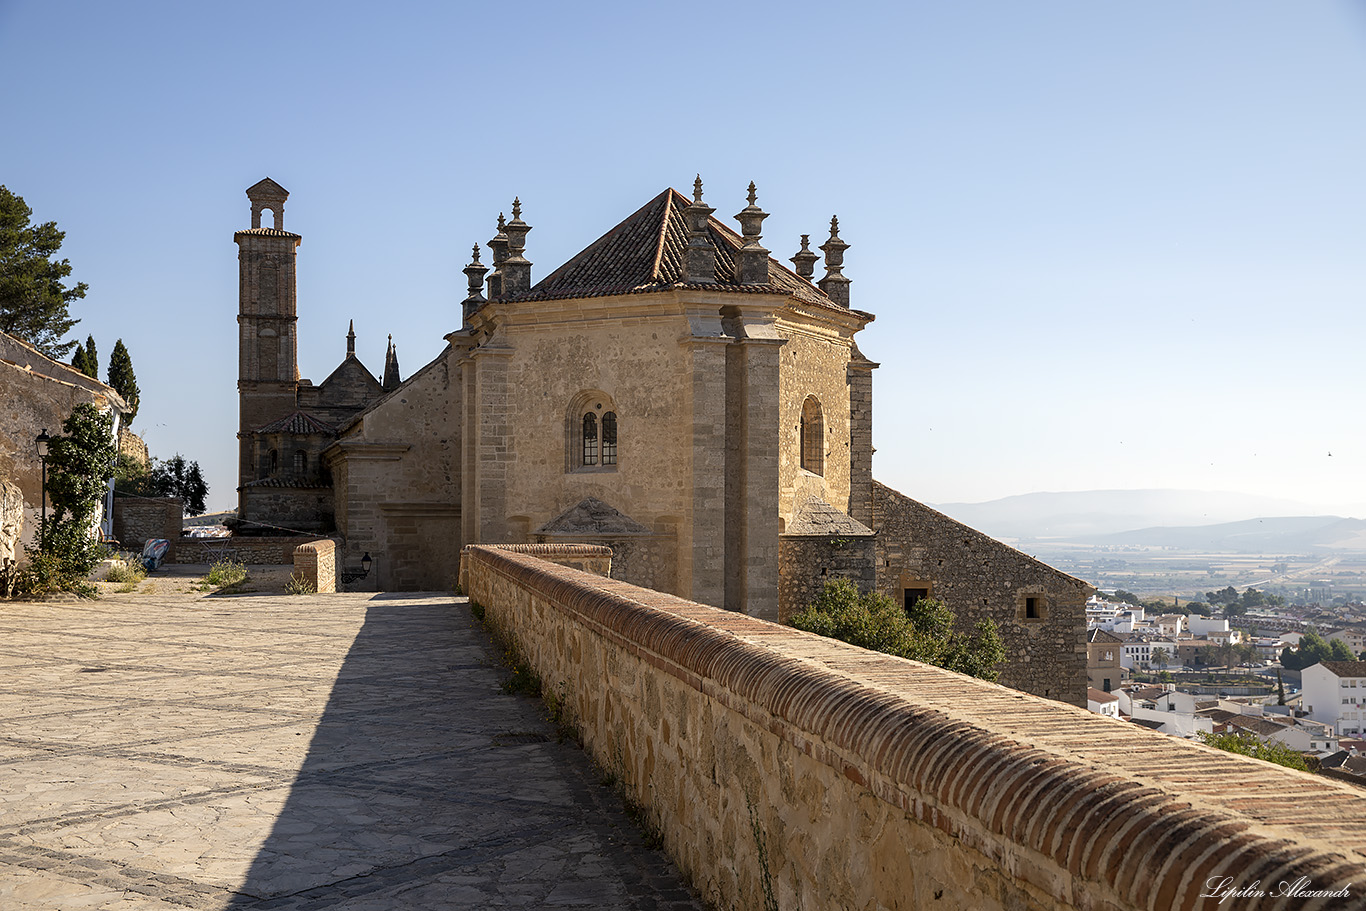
[1318, 661, 1366, 677]
[234, 227, 301, 239]
[256, 411, 335, 435]
[242, 477, 332, 489]
[503, 188, 851, 312]
[1087, 688, 1118, 703]
[1088, 628, 1123, 644]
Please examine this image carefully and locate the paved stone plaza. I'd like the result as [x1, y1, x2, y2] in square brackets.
[0, 577, 703, 909]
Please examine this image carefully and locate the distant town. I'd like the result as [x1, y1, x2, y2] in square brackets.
[1086, 584, 1366, 781]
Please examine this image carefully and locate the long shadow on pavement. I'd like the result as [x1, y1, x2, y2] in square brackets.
[223, 595, 701, 910]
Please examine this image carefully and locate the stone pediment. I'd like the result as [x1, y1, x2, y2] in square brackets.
[536, 497, 650, 536]
[246, 177, 288, 202]
[784, 497, 874, 537]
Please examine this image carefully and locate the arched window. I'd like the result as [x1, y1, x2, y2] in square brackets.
[294, 450, 307, 475]
[601, 412, 617, 466]
[269, 449, 279, 474]
[800, 396, 824, 475]
[582, 413, 598, 466]
[568, 391, 620, 472]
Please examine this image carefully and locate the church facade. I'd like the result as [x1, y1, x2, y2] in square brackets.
[235, 178, 1090, 705]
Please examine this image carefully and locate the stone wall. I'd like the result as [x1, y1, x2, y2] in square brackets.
[292, 539, 335, 593]
[326, 347, 463, 592]
[0, 331, 126, 554]
[463, 544, 1366, 911]
[173, 536, 306, 565]
[0, 478, 22, 593]
[112, 497, 182, 558]
[458, 544, 611, 593]
[117, 428, 148, 466]
[872, 482, 1091, 706]
[777, 535, 877, 623]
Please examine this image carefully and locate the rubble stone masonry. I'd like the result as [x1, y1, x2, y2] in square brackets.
[464, 545, 1366, 911]
[873, 482, 1090, 706]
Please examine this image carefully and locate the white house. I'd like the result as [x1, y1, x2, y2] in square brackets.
[1302, 661, 1366, 737]
[1088, 688, 1121, 718]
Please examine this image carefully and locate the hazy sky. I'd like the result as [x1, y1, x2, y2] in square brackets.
[3, 1, 1364, 516]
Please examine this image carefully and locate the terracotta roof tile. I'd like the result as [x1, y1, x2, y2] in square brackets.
[242, 477, 331, 489]
[500, 188, 858, 315]
[255, 411, 335, 434]
[1319, 661, 1366, 676]
[234, 227, 301, 239]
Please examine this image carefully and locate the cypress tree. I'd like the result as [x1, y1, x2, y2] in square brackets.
[106, 338, 140, 425]
[70, 343, 90, 376]
[83, 334, 98, 378]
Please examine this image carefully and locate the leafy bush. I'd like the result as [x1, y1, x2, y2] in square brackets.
[13, 403, 117, 598]
[104, 558, 146, 585]
[285, 573, 315, 596]
[790, 579, 1006, 681]
[1196, 730, 1309, 772]
[205, 559, 247, 588]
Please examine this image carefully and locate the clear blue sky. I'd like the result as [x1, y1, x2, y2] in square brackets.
[4, 1, 1364, 516]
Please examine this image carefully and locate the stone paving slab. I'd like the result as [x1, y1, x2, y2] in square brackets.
[0, 591, 705, 910]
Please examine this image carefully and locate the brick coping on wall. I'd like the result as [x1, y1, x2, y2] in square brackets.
[462, 545, 1366, 911]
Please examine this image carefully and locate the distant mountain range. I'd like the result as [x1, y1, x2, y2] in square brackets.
[932, 490, 1366, 551]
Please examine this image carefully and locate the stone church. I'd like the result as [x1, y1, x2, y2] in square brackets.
[234, 177, 1091, 705]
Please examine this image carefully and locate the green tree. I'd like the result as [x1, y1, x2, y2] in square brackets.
[1328, 639, 1355, 662]
[1185, 601, 1212, 617]
[1207, 586, 1240, 607]
[1196, 730, 1308, 772]
[21, 403, 118, 594]
[789, 579, 1006, 682]
[106, 338, 139, 425]
[1111, 590, 1141, 606]
[150, 455, 209, 516]
[70, 341, 91, 377]
[1281, 629, 1332, 671]
[1152, 646, 1169, 672]
[0, 186, 85, 358]
[82, 334, 98, 378]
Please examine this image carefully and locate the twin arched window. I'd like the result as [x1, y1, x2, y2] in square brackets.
[800, 396, 824, 475]
[582, 411, 617, 466]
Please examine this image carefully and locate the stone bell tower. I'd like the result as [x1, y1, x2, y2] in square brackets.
[235, 177, 302, 499]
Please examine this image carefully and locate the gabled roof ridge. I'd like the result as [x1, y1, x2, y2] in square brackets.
[649, 189, 684, 283]
[318, 352, 380, 391]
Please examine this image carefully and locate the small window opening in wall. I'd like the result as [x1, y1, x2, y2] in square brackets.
[904, 588, 929, 613]
[582, 412, 598, 466]
[269, 449, 278, 474]
[1025, 597, 1040, 619]
[800, 396, 824, 475]
[601, 412, 617, 465]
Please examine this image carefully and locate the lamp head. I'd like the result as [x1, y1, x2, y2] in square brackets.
[35, 429, 50, 458]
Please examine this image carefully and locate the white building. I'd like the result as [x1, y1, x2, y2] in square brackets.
[1120, 638, 1182, 671]
[1088, 688, 1121, 718]
[1302, 661, 1366, 738]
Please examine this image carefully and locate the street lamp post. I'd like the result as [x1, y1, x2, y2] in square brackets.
[34, 429, 50, 552]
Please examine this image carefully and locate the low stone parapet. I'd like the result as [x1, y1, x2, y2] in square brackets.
[458, 543, 610, 593]
[292, 539, 336, 593]
[462, 543, 1366, 911]
[173, 536, 309, 565]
